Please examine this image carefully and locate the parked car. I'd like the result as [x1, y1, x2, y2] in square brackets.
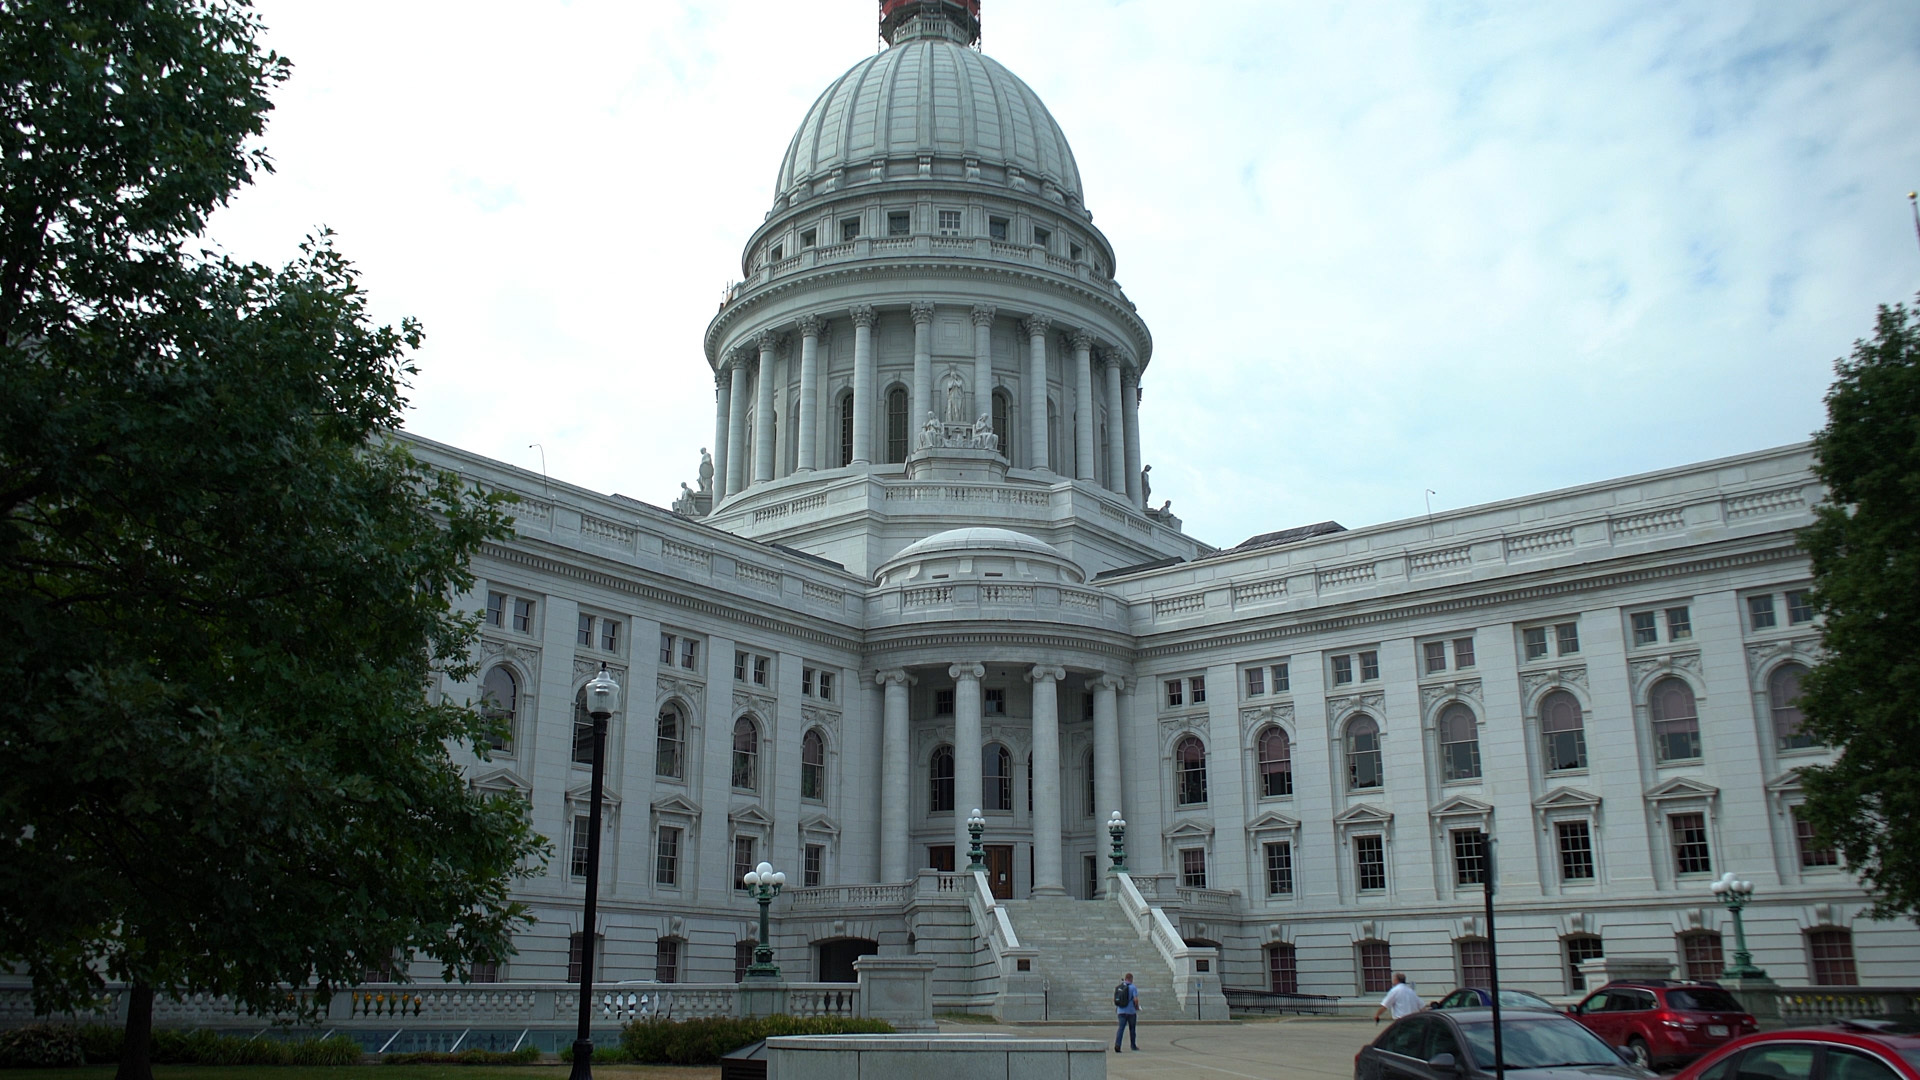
[1356, 1007, 1655, 1080]
[1433, 988, 1561, 1011]
[1670, 1020, 1920, 1080]
[1568, 980, 1758, 1069]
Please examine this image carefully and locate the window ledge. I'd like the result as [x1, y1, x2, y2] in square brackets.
[1546, 767, 1590, 778]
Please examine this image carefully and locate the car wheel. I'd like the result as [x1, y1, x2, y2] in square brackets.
[1627, 1038, 1652, 1070]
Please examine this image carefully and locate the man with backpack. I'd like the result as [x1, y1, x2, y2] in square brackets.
[1113, 972, 1140, 1051]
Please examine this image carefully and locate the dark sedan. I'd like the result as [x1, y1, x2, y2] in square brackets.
[1432, 988, 1562, 1012]
[1357, 1007, 1656, 1080]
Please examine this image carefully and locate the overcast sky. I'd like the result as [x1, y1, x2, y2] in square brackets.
[208, 1, 1920, 550]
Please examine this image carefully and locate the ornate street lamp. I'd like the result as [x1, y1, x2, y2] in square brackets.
[966, 809, 987, 871]
[1107, 811, 1128, 873]
[1711, 871, 1768, 980]
[569, 665, 620, 1080]
[742, 861, 787, 977]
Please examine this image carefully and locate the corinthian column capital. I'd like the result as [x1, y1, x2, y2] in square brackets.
[796, 313, 822, 339]
[1021, 314, 1052, 338]
[1068, 330, 1094, 353]
[909, 301, 936, 326]
[756, 329, 779, 353]
[849, 303, 878, 329]
[970, 304, 997, 327]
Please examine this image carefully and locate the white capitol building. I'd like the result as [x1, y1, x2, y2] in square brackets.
[416, 0, 1916, 1013]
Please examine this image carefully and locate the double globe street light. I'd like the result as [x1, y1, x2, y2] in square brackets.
[569, 665, 620, 1080]
[1710, 871, 1768, 980]
[742, 862, 787, 978]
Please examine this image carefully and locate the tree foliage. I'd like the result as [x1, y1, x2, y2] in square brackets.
[1797, 295, 1920, 923]
[0, 1, 546, 1072]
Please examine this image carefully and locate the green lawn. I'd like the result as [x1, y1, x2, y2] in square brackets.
[35, 1060, 714, 1068]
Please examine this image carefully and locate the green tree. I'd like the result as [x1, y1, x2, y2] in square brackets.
[1797, 294, 1920, 923]
[0, 4, 546, 1079]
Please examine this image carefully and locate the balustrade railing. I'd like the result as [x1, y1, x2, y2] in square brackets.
[1767, 987, 1920, 1022]
[785, 882, 913, 910]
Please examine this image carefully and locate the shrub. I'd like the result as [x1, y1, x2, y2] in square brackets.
[0, 1025, 357, 1068]
[0, 1025, 85, 1068]
[619, 1015, 894, 1065]
[383, 1046, 541, 1065]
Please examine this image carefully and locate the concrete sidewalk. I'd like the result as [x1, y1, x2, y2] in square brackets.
[938, 1015, 1381, 1080]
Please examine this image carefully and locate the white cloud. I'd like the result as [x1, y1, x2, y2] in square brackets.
[208, 0, 1920, 549]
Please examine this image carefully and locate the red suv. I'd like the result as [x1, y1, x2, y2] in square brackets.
[1569, 980, 1758, 1069]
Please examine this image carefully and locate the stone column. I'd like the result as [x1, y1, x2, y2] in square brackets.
[795, 315, 821, 472]
[1023, 315, 1051, 472]
[711, 367, 731, 507]
[910, 301, 934, 429]
[950, 662, 986, 855]
[1122, 369, 1143, 508]
[1092, 674, 1125, 831]
[971, 305, 996, 423]
[725, 348, 750, 497]
[753, 330, 778, 484]
[1103, 353, 1128, 496]
[1027, 665, 1066, 895]
[878, 668, 913, 883]
[850, 304, 877, 465]
[1071, 331, 1095, 482]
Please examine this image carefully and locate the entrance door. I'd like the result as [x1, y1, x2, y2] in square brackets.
[928, 845, 955, 872]
[985, 844, 1014, 899]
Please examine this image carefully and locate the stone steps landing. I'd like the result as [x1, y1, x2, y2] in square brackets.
[1001, 896, 1175, 1022]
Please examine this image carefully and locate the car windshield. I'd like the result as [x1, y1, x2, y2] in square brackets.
[1458, 1017, 1622, 1070]
[1500, 990, 1555, 1009]
[1667, 989, 1743, 1012]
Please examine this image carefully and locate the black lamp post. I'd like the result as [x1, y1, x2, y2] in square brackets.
[569, 664, 620, 1080]
[742, 861, 786, 977]
[1107, 811, 1128, 872]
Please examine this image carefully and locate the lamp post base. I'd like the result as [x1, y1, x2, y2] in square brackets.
[567, 1039, 594, 1080]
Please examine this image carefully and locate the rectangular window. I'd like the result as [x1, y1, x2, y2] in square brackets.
[1671, 812, 1713, 875]
[988, 216, 1009, 242]
[818, 671, 834, 701]
[735, 940, 756, 981]
[601, 620, 619, 652]
[733, 835, 756, 891]
[1452, 830, 1488, 886]
[1032, 226, 1051, 247]
[655, 938, 680, 984]
[1264, 841, 1294, 897]
[1190, 675, 1207, 703]
[1180, 847, 1207, 888]
[1359, 942, 1393, 993]
[1458, 939, 1492, 988]
[935, 689, 955, 716]
[801, 227, 817, 247]
[1681, 933, 1724, 982]
[655, 826, 681, 886]
[769, 243, 782, 262]
[887, 210, 910, 236]
[1453, 637, 1476, 668]
[486, 592, 506, 627]
[937, 209, 962, 233]
[801, 667, 814, 696]
[1355, 835, 1386, 891]
[1808, 930, 1857, 986]
[1667, 606, 1693, 640]
[1358, 651, 1380, 681]
[570, 814, 593, 878]
[1556, 623, 1580, 655]
[753, 655, 769, 686]
[1749, 594, 1778, 630]
[470, 961, 500, 983]
[1523, 627, 1549, 661]
[578, 613, 595, 647]
[1557, 821, 1595, 880]
[1632, 611, 1658, 645]
[1786, 590, 1814, 624]
[567, 933, 597, 983]
[1331, 654, 1354, 685]
[681, 638, 699, 669]
[1165, 679, 1184, 707]
[1272, 663, 1290, 692]
[984, 687, 1005, 714]
[840, 217, 860, 241]
[1794, 807, 1837, 868]
[1070, 242, 1084, 261]
[512, 597, 535, 633]
[734, 651, 748, 681]
[1566, 936, 1605, 992]
[805, 843, 824, 888]
[1246, 667, 1265, 696]
[1424, 641, 1447, 674]
[572, 708, 595, 765]
[1267, 944, 1298, 994]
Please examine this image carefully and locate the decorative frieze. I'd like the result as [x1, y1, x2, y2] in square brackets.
[1240, 702, 1295, 739]
[1326, 691, 1385, 723]
[733, 689, 776, 717]
[1520, 666, 1589, 699]
[1418, 680, 1483, 710]
[1745, 637, 1818, 679]
[657, 674, 704, 712]
[480, 636, 540, 679]
[573, 658, 628, 684]
[1628, 651, 1702, 689]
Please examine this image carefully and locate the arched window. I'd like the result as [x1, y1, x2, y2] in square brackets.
[930, 745, 955, 812]
[1083, 747, 1096, 816]
[1439, 704, 1481, 782]
[1649, 677, 1701, 762]
[571, 687, 596, 765]
[1540, 690, 1587, 771]
[1770, 662, 1814, 750]
[1176, 734, 1208, 805]
[837, 389, 854, 467]
[992, 389, 1010, 460]
[731, 716, 759, 790]
[1046, 400, 1059, 472]
[984, 743, 1012, 811]
[479, 665, 518, 752]
[1257, 726, 1292, 798]
[886, 386, 909, 463]
[1346, 716, 1383, 790]
[656, 706, 684, 779]
[801, 728, 826, 801]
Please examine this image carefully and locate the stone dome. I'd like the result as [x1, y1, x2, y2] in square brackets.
[876, 526, 1086, 586]
[773, 27, 1084, 210]
[892, 527, 1064, 561]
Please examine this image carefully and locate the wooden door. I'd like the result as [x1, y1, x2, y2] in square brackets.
[985, 844, 1014, 899]
[927, 845, 955, 872]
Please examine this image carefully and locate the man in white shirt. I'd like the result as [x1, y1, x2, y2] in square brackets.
[1372, 973, 1421, 1022]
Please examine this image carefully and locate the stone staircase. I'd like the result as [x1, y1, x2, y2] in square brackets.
[999, 895, 1179, 1022]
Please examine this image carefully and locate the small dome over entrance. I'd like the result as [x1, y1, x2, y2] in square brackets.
[877, 527, 1084, 585]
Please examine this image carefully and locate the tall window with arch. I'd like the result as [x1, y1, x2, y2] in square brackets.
[1176, 734, 1208, 805]
[1649, 677, 1701, 762]
[1083, 747, 1096, 817]
[731, 716, 759, 791]
[801, 728, 827, 801]
[1770, 662, 1814, 750]
[992, 389, 1010, 460]
[837, 389, 854, 467]
[1257, 726, 1292, 797]
[1438, 704, 1481, 782]
[656, 706, 685, 779]
[985, 743, 1013, 811]
[1346, 716, 1383, 790]
[1539, 690, 1587, 771]
[479, 665, 518, 752]
[929, 745, 955, 813]
[886, 386, 909, 463]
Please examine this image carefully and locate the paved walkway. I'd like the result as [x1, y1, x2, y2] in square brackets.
[939, 1016, 1382, 1080]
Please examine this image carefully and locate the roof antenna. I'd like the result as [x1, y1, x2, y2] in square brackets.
[1424, 489, 1437, 540]
[529, 443, 549, 494]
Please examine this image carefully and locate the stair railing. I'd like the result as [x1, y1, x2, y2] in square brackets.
[1110, 871, 1228, 1019]
[965, 870, 1044, 1020]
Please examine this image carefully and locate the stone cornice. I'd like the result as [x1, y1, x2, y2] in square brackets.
[865, 627, 1136, 663]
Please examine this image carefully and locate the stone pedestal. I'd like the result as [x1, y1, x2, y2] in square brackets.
[1724, 975, 1781, 1022]
[993, 948, 1047, 1022]
[854, 955, 937, 1033]
[738, 976, 788, 1018]
[906, 442, 1009, 483]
